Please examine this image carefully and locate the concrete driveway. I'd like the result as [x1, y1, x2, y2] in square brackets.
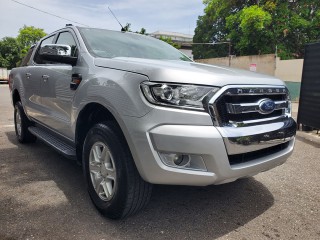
[0, 85, 319, 240]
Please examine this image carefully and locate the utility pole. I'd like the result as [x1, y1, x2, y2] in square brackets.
[228, 41, 232, 67]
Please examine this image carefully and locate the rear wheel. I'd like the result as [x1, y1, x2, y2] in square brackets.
[83, 122, 152, 219]
[14, 101, 36, 143]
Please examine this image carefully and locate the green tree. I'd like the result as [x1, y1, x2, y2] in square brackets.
[226, 5, 272, 55]
[267, 0, 320, 59]
[17, 25, 46, 57]
[139, 28, 146, 35]
[0, 25, 46, 68]
[135, 28, 147, 35]
[194, 0, 320, 60]
[193, 0, 256, 59]
[193, 15, 225, 59]
[122, 23, 131, 32]
[0, 37, 21, 69]
[159, 36, 181, 49]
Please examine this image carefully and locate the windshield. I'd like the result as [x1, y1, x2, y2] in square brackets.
[78, 27, 191, 62]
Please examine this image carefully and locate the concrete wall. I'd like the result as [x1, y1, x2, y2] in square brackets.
[196, 57, 230, 67]
[196, 54, 276, 76]
[195, 54, 304, 101]
[275, 58, 303, 101]
[195, 55, 304, 82]
[275, 58, 304, 83]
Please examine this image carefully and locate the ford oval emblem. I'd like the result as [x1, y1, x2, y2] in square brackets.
[258, 99, 276, 114]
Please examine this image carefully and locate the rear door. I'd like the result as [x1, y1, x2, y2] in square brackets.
[23, 35, 55, 120]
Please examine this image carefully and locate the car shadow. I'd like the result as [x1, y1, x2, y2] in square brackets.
[2, 130, 274, 239]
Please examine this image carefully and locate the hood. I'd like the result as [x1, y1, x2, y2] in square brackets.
[94, 57, 284, 87]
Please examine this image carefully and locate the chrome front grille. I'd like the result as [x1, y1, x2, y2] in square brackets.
[226, 100, 288, 115]
[209, 86, 290, 127]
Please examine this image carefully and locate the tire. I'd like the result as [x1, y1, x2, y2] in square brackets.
[14, 101, 36, 143]
[82, 121, 152, 219]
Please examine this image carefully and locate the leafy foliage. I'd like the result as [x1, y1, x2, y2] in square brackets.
[193, 0, 320, 59]
[0, 25, 46, 69]
[193, 0, 256, 59]
[122, 23, 181, 49]
[0, 37, 21, 69]
[226, 5, 272, 55]
[138, 28, 146, 35]
[159, 36, 181, 49]
[17, 25, 46, 49]
[122, 23, 131, 32]
[17, 25, 46, 57]
[193, 14, 229, 59]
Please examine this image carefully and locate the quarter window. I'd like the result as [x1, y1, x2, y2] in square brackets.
[20, 46, 35, 67]
[41, 35, 55, 46]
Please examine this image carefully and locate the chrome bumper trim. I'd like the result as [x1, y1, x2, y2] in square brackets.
[218, 118, 296, 155]
[229, 115, 287, 126]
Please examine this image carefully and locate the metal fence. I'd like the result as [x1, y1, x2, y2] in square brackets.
[297, 42, 320, 130]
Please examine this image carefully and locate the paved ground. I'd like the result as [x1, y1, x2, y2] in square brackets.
[0, 85, 319, 240]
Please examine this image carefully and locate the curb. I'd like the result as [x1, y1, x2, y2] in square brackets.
[291, 106, 320, 148]
[296, 130, 320, 148]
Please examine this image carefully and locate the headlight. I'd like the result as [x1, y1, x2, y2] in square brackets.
[141, 82, 219, 110]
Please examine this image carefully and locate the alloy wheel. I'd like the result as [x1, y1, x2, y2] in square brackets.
[89, 142, 117, 201]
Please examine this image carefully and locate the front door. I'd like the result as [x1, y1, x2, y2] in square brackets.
[37, 30, 80, 140]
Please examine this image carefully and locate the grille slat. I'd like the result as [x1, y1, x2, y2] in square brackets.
[212, 87, 289, 127]
[228, 142, 290, 165]
[226, 100, 288, 114]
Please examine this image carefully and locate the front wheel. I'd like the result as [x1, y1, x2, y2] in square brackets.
[83, 122, 152, 219]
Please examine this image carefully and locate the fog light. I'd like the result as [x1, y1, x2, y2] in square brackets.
[172, 154, 191, 167]
[159, 153, 207, 171]
[161, 153, 191, 168]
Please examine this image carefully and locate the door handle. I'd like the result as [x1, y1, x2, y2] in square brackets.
[26, 73, 31, 78]
[70, 73, 82, 90]
[42, 75, 49, 82]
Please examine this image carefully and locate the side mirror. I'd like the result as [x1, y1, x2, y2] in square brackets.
[39, 44, 77, 65]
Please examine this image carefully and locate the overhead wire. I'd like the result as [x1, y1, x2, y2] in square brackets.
[10, 0, 91, 27]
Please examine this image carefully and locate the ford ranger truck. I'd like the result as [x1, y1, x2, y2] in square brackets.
[9, 25, 296, 219]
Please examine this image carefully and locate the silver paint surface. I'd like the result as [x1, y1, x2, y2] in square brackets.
[10, 26, 296, 185]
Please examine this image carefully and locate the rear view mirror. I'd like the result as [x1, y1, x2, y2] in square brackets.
[39, 44, 77, 65]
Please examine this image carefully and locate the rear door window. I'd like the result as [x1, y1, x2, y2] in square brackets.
[34, 35, 56, 64]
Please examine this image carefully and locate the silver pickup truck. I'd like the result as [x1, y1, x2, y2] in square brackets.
[9, 25, 296, 219]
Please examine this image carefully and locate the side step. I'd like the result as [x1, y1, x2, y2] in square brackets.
[28, 126, 76, 160]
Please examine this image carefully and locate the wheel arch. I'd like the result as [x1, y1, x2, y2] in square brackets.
[75, 102, 129, 164]
[12, 89, 21, 106]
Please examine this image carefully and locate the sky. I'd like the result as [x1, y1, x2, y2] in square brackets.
[0, 0, 205, 39]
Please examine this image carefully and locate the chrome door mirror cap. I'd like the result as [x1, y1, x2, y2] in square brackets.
[39, 44, 77, 65]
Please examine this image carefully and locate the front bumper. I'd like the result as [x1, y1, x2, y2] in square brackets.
[122, 107, 296, 186]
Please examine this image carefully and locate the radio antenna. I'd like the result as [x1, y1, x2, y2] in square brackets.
[107, 6, 125, 32]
